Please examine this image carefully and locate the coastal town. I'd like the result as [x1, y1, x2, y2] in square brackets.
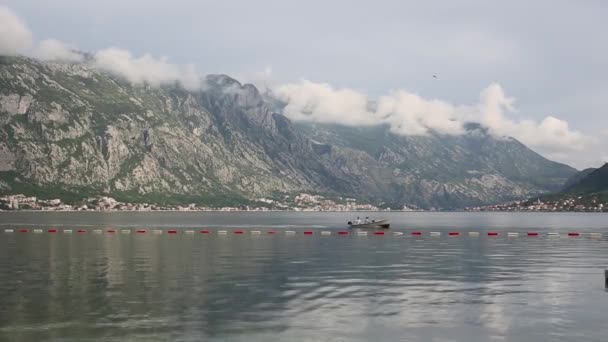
[465, 197, 608, 212]
[3, 193, 607, 213]
[0, 193, 403, 212]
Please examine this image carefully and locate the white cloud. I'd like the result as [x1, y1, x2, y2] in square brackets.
[475, 84, 593, 153]
[239, 66, 275, 93]
[34, 39, 83, 62]
[275, 80, 376, 126]
[93, 47, 201, 90]
[0, 6, 202, 89]
[274, 80, 592, 155]
[0, 6, 33, 56]
[377, 91, 464, 135]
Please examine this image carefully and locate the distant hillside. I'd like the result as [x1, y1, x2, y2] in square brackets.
[528, 163, 608, 206]
[563, 163, 608, 194]
[562, 168, 597, 190]
[295, 122, 576, 209]
[0, 55, 577, 209]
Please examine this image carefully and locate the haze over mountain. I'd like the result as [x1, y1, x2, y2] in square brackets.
[0, 56, 576, 208]
[562, 164, 608, 195]
[0, 3, 604, 208]
[0, 3, 604, 168]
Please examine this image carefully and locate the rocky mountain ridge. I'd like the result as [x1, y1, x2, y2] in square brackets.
[0, 56, 577, 208]
[562, 163, 608, 195]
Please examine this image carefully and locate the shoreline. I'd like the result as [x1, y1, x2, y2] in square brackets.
[0, 210, 605, 214]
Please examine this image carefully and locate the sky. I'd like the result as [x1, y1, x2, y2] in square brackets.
[0, 0, 607, 169]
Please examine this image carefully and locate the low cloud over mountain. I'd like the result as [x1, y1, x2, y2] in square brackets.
[0, 4, 600, 168]
[275, 80, 592, 158]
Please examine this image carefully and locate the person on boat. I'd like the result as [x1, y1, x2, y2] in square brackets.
[355, 216, 361, 224]
[364, 217, 369, 223]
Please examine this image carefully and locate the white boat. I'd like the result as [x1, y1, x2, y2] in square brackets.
[347, 219, 390, 229]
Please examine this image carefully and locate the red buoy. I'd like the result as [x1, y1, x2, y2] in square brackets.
[19, 229, 29, 233]
[48, 229, 57, 233]
[411, 231, 422, 236]
[568, 232, 580, 237]
[374, 231, 385, 235]
[338, 231, 349, 235]
[168, 230, 178, 234]
[267, 230, 277, 234]
[136, 230, 147, 233]
[527, 232, 539, 236]
[488, 232, 499, 236]
[449, 232, 460, 236]
[107, 229, 116, 233]
[200, 230, 210, 234]
[303, 231, 313, 235]
[77, 229, 86, 233]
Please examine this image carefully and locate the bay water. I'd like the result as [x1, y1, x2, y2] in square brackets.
[0, 212, 607, 341]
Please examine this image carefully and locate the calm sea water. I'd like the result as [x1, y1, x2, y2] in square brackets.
[0, 212, 607, 342]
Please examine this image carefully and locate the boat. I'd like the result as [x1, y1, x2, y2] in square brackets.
[347, 219, 390, 229]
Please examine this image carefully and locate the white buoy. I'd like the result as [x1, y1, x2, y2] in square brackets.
[507, 232, 519, 237]
[251, 230, 262, 235]
[4, 229, 14, 233]
[33, 229, 43, 234]
[468, 232, 480, 237]
[93, 229, 103, 234]
[356, 231, 368, 236]
[285, 230, 296, 235]
[430, 232, 441, 237]
[321, 231, 332, 236]
[218, 230, 228, 235]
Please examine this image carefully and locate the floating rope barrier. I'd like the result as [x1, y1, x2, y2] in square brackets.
[2, 229, 605, 239]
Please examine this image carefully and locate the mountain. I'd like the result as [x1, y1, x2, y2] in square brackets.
[522, 163, 608, 208]
[295, 122, 576, 208]
[0, 55, 577, 208]
[562, 167, 598, 190]
[562, 164, 608, 195]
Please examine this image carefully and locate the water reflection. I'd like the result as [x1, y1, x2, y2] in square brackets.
[0, 223, 607, 341]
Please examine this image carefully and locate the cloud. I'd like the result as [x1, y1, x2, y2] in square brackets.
[93, 47, 201, 90]
[248, 66, 275, 93]
[275, 80, 376, 126]
[0, 6, 202, 89]
[274, 80, 592, 154]
[475, 84, 593, 153]
[34, 39, 83, 62]
[377, 91, 464, 135]
[0, 6, 33, 56]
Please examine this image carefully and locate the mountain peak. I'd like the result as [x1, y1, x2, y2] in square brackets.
[563, 163, 608, 194]
[205, 74, 242, 88]
[0, 57, 578, 208]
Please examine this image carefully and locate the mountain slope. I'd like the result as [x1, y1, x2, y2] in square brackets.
[0, 56, 348, 205]
[563, 164, 608, 194]
[562, 167, 598, 191]
[0, 56, 577, 208]
[296, 122, 576, 208]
